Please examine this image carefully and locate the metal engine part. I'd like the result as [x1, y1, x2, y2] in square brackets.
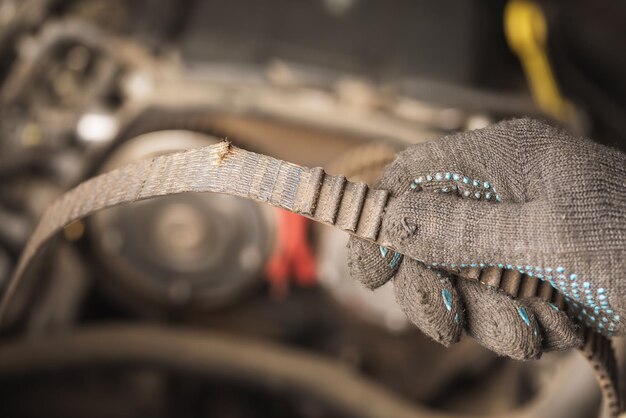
[88, 130, 275, 312]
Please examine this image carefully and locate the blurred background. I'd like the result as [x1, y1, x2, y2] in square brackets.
[0, 0, 624, 417]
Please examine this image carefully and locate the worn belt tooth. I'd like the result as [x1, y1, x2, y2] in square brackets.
[519, 274, 538, 298]
[500, 270, 522, 297]
[313, 174, 346, 224]
[294, 167, 324, 216]
[606, 341, 614, 370]
[608, 342, 617, 375]
[608, 345, 616, 378]
[480, 267, 502, 288]
[585, 334, 622, 417]
[583, 328, 595, 356]
[605, 351, 612, 376]
[553, 291, 566, 310]
[355, 188, 389, 240]
[602, 337, 611, 365]
[460, 267, 481, 281]
[597, 335, 608, 366]
[538, 280, 554, 302]
[335, 182, 368, 233]
[601, 339, 614, 387]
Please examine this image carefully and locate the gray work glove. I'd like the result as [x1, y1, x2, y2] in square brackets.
[348, 118, 626, 360]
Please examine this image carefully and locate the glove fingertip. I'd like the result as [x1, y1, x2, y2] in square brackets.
[347, 237, 401, 290]
[394, 261, 463, 347]
[526, 298, 583, 351]
[457, 280, 542, 361]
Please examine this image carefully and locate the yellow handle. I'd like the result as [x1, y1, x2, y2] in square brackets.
[505, 0, 572, 121]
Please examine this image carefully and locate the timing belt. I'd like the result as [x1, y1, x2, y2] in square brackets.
[0, 142, 621, 417]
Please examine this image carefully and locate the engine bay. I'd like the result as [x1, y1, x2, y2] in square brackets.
[0, 1, 623, 417]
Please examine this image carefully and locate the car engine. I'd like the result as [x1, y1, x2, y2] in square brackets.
[0, 1, 624, 418]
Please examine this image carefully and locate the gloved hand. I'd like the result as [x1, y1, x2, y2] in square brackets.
[348, 118, 626, 360]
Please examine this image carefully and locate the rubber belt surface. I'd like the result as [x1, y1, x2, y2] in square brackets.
[0, 142, 621, 417]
